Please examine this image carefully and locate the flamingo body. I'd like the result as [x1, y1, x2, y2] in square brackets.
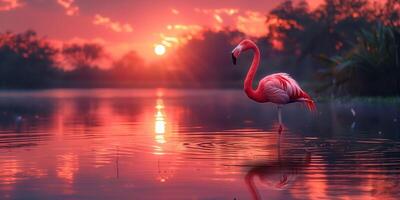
[255, 73, 316, 110]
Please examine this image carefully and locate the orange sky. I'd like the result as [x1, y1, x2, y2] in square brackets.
[0, 0, 323, 64]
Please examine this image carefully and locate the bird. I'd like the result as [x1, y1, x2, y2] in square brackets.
[231, 39, 316, 132]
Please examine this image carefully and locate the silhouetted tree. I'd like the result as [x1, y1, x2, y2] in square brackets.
[61, 43, 107, 82]
[62, 43, 104, 69]
[374, 0, 400, 26]
[0, 30, 59, 88]
[170, 29, 247, 85]
[264, 0, 399, 80]
[111, 51, 145, 80]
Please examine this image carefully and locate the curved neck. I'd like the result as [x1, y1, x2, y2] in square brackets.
[245, 172, 261, 200]
[244, 44, 260, 101]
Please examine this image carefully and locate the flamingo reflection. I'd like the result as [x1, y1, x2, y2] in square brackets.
[245, 133, 311, 200]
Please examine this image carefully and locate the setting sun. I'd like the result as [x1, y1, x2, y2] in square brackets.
[154, 44, 166, 56]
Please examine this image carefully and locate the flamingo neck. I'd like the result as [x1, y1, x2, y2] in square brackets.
[244, 44, 261, 101]
[245, 172, 261, 200]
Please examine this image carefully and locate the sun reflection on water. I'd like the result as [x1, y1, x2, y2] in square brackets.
[155, 99, 166, 141]
[152, 95, 177, 183]
[154, 98, 166, 154]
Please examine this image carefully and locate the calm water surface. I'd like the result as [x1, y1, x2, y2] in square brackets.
[0, 89, 399, 200]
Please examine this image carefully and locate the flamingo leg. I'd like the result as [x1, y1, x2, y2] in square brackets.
[277, 106, 283, 133]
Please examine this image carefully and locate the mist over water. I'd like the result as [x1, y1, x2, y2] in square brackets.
[0, 89, 398, 200]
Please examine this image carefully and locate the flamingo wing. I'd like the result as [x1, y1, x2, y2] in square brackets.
[260, 73, 316, 111]
[262, 82, 290, 104]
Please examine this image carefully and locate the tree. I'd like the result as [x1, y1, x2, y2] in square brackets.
[62, 43, 104, 69]
[264, 0, 399, 80]
[0, 30, 59, 88]
[111, 51, 145, 80]
[61, 43, 107, 82]
[170, 29, 247, 84]
[318, 23, 400, 96]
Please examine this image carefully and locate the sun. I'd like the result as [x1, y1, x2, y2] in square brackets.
[154, 44, 166, 56]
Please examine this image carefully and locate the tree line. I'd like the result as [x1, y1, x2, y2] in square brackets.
[0, 0, 399, 96]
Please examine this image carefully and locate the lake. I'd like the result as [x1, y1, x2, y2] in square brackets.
[0, 89, 399, 200]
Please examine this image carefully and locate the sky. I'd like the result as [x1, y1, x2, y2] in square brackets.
[0, 0, 322, 63]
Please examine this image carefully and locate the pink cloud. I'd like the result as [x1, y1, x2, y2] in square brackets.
[194, 8, 267, 37]
[213, 14, 223, 23]
[156, 7, 268, 49]
[171, 8, 179, 15]
[195, 8, 239, 16]
[56, 0, 79, 16]
[93, 14, 133, 33]
[0, 0, 23, 11]
[236, 11, 267, 37]
[159, 24, 203, 47]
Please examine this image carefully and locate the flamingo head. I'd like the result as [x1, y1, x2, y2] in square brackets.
[231, 39, 255, 65]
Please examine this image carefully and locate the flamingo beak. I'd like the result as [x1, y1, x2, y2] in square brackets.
[231, 53, 237, 65]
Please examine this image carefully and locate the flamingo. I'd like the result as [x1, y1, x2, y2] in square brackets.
[231, 39, 316, 131]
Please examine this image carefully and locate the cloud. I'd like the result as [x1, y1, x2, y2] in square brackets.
[158, 8, 267, 49]
[0, 0, 23, 11]
[166, 24, 202, 33]
[213, 14, 223, 23]
[56, 0, 79, 16]
[171, 8, 179, 15]
[195, 8, 267, 37]
[154, 7, 269, 54]
[160, 24, 203, 47]
[236, 11, 267, 37]
[195, 8, 239, 16]
[93, 14, 133, 33]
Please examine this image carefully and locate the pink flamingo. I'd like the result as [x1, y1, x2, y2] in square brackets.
[231, 39, 316, 131]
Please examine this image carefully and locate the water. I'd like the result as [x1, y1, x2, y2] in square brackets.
[0, 89, 399, 200]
